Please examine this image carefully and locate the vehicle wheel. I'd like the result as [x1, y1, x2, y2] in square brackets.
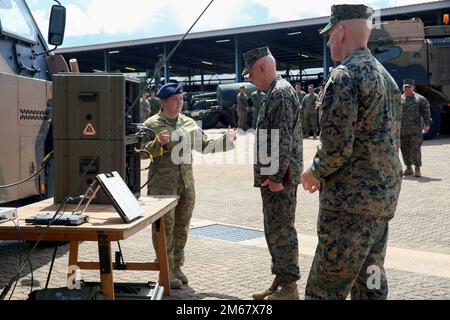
[423, 103, 441, 140]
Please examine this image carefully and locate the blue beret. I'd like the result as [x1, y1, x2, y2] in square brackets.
[156, 82, 183, 99]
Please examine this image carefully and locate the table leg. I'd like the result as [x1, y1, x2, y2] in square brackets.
[155, 218, 171, 296]
[67, 241, 79, 287]
[98, 234, 115, 299]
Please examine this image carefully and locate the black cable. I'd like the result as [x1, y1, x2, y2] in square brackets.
[0, 151, 53, 189]
[45, 201, 66, 289]
[17, 220, 34, 296]
[45, 244, 58, 289]
[0, 0, 215, 300]
[7, 220, 22, 300]
[13, 221, 22, 267]
[9, 220, 33, 300]
[140, 157, 161, 191]
[0, 202, 67, 300]
[117, 241, 125, 265]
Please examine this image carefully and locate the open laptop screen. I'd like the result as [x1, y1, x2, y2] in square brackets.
[96, 171, 144, 222]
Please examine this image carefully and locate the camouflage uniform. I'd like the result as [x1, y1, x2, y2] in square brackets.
[400, 92, 431, 168]
[301, 92, 318, 137]
[143, 112, 233, 273]
[296, 90, 307, 134]
[316, 88, 325, 132]
[254, 76, 303, 283]
[149, 97, 162, 117]
[306, 47, 403, 300]
[237, 92, 249, 130]
[251, 90, 266, 129]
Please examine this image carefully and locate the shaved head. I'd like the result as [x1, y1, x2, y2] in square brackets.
[327, 18, 372, 62]
[340, 19, 372, 44]
[248, 55, 278, 91]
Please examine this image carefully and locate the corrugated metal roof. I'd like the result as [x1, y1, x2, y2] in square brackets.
[58, 0, 449, 54]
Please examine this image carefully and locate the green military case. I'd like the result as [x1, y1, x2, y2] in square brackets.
[53, 73, 141, 204]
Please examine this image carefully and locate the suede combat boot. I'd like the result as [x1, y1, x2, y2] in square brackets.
[264, 282, 299, 300]
[414, 166, 421, 177]
[173, 267, 188, 284]
[404, 165, 413, 176]
[159, 272, 182, 289]
[252, 276, 281, 300]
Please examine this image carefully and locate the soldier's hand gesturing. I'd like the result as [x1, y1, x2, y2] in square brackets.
[159, 130, 170, 145]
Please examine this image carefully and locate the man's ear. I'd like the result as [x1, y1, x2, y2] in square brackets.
[258, 63, 265, 73]
[336, 24, 345, 43]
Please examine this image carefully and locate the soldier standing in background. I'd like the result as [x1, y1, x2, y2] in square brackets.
[295, 83, 306, 135]
[148, 87, 162, 116]
[139, 91, 151, 123]
[301, 84, 318, 138]
[400, 79, 432, 177]
[315, 83, 325, 134]
[301, 4, 403, 299]
[251, 89, 265, 129]
[243, 46, 302, 300]
[237, 85, 249, 130]
[143, 83, 236, 289]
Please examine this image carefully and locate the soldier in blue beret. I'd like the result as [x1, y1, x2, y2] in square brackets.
[156, 82, 183, 100]
[142, 82, 237, 289]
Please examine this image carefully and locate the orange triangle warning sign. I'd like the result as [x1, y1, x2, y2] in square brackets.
[82, 122, 97, 136]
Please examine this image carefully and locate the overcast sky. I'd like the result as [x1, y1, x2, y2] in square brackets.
[27, 0, 440, 48]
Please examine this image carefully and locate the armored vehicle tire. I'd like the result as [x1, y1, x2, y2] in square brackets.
[424, 103, 441, 140]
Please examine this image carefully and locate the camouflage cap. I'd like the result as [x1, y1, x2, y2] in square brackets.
[242, 46, 271, 76]
[320, 4, 374, 35]
[403, 79, 415, 86]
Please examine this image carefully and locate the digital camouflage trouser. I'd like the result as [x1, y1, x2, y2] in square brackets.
[148, 181, 195, 269]
[400, 133, 423, 167]
[305, 209, 390, 300]
[260, 185, 300, 283]
[304, 111, 317, 136]
[300, 108, 306, 135]
[252, 107, 260, 129]
[237, 109, 248, 130]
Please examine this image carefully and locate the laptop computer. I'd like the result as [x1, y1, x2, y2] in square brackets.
[96, 171, 144, 223]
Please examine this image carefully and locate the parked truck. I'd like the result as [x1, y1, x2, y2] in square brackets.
[369, 18, 450, 139]
[0, 0, 66, 205]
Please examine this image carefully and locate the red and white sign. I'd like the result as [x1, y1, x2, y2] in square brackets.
[82, 122, 97, 136]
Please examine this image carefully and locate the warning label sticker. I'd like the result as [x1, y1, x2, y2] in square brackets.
[82, 122, 97, 136]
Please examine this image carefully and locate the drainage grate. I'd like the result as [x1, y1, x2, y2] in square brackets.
[189, 224, 264, 242]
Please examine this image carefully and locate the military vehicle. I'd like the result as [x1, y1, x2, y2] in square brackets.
[0, 0, 66, 205]
[184, 82, 256, 129]
[369, 18, 450, 139]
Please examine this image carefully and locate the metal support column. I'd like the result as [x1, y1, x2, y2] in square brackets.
[200, 72, 204, 91]
[323, 37, 331, 81]
[235, 36, 242, 82]
[103, 50, 110, 72]
[164, 43, 170, 83]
